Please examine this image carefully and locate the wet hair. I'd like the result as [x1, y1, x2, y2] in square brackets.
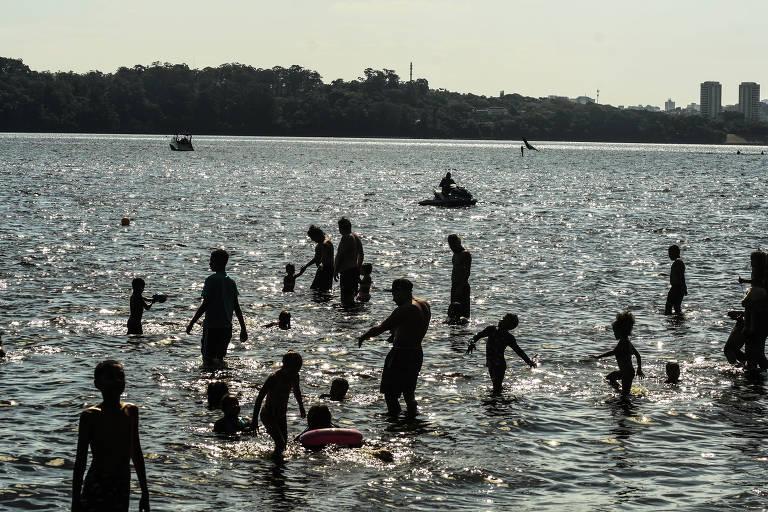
[207, 381, 230, 409]
[390, 278, 413, 293]
[210, 249, 229, 270]
[665, 361, 680, 383]
[286, 263, 295, 274]
[338, 217, 352, 233]
[330, 378, 349, 400]
[94, 360, 124, 382]
[668, 244, 680, 258]
[307, 225, 324, 240]
[613, 311, 635, 337]
[307, 404, 333, 430]
[447, 234, 460, 245]
[282, 350, 303, 371]
[220, 394, 240, 413]
[361, 263, 373, 274]
[502, 313, 519, 329]
[131, 278, 145, 291]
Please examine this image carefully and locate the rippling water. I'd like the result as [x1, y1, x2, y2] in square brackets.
[1, 134, 767, 510]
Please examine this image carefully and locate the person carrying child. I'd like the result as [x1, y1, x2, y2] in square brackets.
[72, 360, 149, 512]
[592, 311, 644, 397]
[467, 314, 536, 394]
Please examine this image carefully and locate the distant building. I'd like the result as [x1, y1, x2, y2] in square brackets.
[627, 104, 661, 112]
[473, 107, 508, 117]
[499, 90, 504, 98]
[574, 96, 595, 105]
[686, 103, 700, 113]
[700, 81, 722, 119]
[664, 99, 675, 112]
[738, 82, 760, 122]
[547, 95, 570, 101]
[723, 104, 740, 113]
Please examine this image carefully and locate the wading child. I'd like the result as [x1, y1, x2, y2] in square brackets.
[320, 377, 349, 401]
[127, 278, 154, 335]
[467, 313, 536, 394]
[283, 263, 305, 293]
[665, 245, 687, 315]
[186, 249, 249, 366]
[263, 310, 291, 330]
[214, 395, 251, 434]
[357, 263, 373, 302]
[251, 351, 306, 457]
[592, 311, 645, 396]
[72, 360, 149, 512]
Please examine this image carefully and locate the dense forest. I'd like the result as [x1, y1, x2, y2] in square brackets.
[2, 57, 767, 143]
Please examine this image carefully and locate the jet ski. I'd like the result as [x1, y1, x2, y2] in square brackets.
[419, 186, 477, 207]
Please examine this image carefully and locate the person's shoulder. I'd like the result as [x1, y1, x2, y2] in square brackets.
[81, 404, 102, 418]
[122, 402, 139, 416]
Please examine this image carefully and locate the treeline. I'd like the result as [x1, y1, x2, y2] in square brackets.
[1, 56, 764, 143]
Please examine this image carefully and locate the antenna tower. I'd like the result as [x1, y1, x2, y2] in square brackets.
[596, 89, 600, 104]
[410, 62, 413, 82]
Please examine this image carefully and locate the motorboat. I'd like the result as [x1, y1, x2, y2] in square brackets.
[419, 185, 477, 207]
[169, 134, 194, 151]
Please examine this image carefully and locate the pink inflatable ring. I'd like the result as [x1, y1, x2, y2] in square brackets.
[299, 428, 363, 449]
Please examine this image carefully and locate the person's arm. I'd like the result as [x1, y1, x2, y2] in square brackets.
[592, 349, 615, 359]
[186, 298, 209, 334]
[293, 375, 306, 419]
[142, 296, 154, 310]
[251, 377, 272, 432]
[358, 308, 401, 348]
[509, 337, 536, 368]
[234, 297, 248, 342]
[301, 246, 320, 273]
[263, 322, 278, 328]
[71, 412, 90, 512]
[632, 345, 644, 378]
[334, 236, 349, 278]
[129, 405, 150, 512]
[466, 326, 493, 354]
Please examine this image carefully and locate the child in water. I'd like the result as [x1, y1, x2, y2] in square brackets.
[320, 377, 349, 401]
[665, 362, 680, 384]
[251, 351, 306, 457]
[72, 360, 149, 512]
[206, 381, 229, 409]
[214, 395, 251, 434]
[300, 404, 335, 435]
[127, 278, 155, 335]
[283, 263, 305, 293]
[263, 310, 291, 330]
[592, 311, 645, 396]
[467, 314, 536, 394]
[664, 244, 687, 315]
[357, 263, 373, 302]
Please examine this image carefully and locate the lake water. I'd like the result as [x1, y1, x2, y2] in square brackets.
[1, 134, 767, 510]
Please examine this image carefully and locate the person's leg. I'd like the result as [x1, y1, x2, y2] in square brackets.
[384, 393, 401, 416]
[489, 365, 505, 394]
[664, 288, 674, 315]
[606, 370, 621, 389]
[458, 283, 470, 318]
[620, 370, 634, 396]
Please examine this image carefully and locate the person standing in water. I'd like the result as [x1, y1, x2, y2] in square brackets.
[334, 217, 364, 306]
[358, 279, 431, 417]
[448, 234, 472, 319]
[301, 225, 334, 292]
[592, 311, 644, 397]
[664, 244, 687, 315]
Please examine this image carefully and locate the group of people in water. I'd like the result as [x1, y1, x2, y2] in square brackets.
[69, 201, 768, 511]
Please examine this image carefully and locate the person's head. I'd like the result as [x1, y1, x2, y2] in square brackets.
[209, 249, 229, 272]
[447, 234, 462, 252]
[361, 263, 373, 276]
[278, 310, 291, 329]
[131, 278, 145, 293]
[329, 378, 349, 401]
[499, 313, 519, 330]
[282, 351, 303, 373]
[306, 404, 333, 430]
[389, 278, 413, 305]
[750, 251, 768, 283]
[220, 394, 241, 418]
[668, 244, 680, 261]
[207, 381, 230, 409]
[307, 225, 325, 243]
[94, 360, 125, 398]
[286, 263, 296, 276]
[338, 217, 352, 235]
[445, 172, 452, 179]
[612, 311, 635, 339]
[665, 361, 680, 384]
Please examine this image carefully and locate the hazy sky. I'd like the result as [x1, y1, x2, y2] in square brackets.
[2, 0, 766, 106]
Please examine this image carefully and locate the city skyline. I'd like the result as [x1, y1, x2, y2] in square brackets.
[2, 0, 767, 107]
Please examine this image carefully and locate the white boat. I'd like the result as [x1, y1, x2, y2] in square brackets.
[169, 134, 193, 151]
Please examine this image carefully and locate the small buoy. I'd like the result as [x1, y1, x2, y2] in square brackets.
[121, 217, 130, 226]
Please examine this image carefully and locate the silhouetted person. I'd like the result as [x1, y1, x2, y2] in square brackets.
[357, 263, 373, 302]
[214, 395, 251, 434]
[186, 249, 248, 366]
[446, 301, 469, 325]
[0, 333, 5, 358]
[592, 311, 644, 397]
[467, 314, 536, 394]
[742, 251, 768, 370]
[263, 310, 291, 330]
[320, 377, 349, 401]
[301, 225, 334, 292]
[127, 278, 155, 335]
[206, 381, 229, 409]
[520, 146, 524, 157]
[724, 310, 747, 365]
[448, 234, 472, 319]
[439, 172, 456, 196]
[664, 244, 687, 315]
[665, 362, 680, 384]
[282, 263, 305, 293]
[358, 279, 431, 417]
[251, 351, 306, 458]
[72, 360, 149, 512]
[334, 217, 364, 306]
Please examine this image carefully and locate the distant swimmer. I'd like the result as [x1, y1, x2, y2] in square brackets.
[467, 314, 536, 394]
[665, 361, 680, 385]
[301, 225, 334, 292]
[448, 234, 472, 319]
[664, 244, 687, 315]
[592, 311, 644, 397]
[263, 310, 291, 330]
[320, 377, 349, 401]
[358, 279, 431, 417]
[522, 137, 539, 151]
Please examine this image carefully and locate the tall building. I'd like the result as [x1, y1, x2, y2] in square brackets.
[665, 98, 675, 112]
[738, 82, 760, 122]
[700, 81, 722, 119]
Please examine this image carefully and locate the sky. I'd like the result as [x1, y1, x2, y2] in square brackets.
[1, 0, 766, 107]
